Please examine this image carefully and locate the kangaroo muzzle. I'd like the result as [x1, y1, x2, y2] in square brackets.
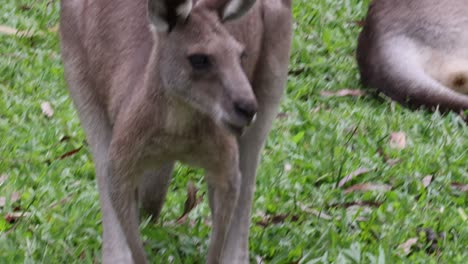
[233, 98, 258, 125]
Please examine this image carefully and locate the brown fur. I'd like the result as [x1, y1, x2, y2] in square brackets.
[60, 0, 292, 263]
[357, 0, 468, 111]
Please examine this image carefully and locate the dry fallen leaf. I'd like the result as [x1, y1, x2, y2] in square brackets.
[5, 212, 31, 224]
[386, 158, 401, 166]
[49, 195, 73, 209]
[328, 201, 382, 208]
[41, 102, 54, 118]
[344, 183, 392, 194]
[10, 192, 20, 203]
[0, 192, 21, 207]
[320, 89, 365, 97]
[256, 213, 300, 227]
[255, 256, 264, 264]
[398, 238, 418, 255]
[58, 146, 83, 160]
[276, 112, 288, 119]
[338, 167, 372, 188]
[0, 174, 7, 185]
[422, 175, 433, 188]
[389, 131, 407, 149]
[298, 202, 369, 222]
[79, 251, 87, 260]
[0, 25, 34, 37]
[311, 106, 321, 113]
[59, 135, 72, 142]
[19, 4, 32, 11]
[451, 182, 468, 192]
[176, 181, 202, 224]
[298, 203, 333, 220]
[288, 67, 307, 76]
[350, 19, 366, 27]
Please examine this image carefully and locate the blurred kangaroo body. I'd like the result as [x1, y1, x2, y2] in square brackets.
[357, 0, 468, 111]
[60, 0, 292, 263]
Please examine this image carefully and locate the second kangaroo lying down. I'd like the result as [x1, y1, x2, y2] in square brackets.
[357, 0, 468, 111]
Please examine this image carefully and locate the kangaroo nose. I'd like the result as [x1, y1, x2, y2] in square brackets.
[234, 99, 258, 124]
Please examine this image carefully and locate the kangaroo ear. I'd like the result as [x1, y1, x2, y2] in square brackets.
[197, 0, 256, 21]
[148, 0, 193, 32]
[222, 0, 256, 20]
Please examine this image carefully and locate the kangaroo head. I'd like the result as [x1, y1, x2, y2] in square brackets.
[148, 0, 258, 134]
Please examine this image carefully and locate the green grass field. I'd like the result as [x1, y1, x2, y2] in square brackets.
[1, 0, 467, 263]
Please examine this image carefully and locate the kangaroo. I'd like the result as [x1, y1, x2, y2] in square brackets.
[357, 0, 468, 111]
[59, 0, 292, 263]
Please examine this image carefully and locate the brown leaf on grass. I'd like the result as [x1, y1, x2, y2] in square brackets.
[386, 158, 401, 166]
[389, 131, 407, 149]
[0, 192, 21, 208]
[422, 176, 433, 188]
[350, 19, 366, 27]
[4, 212, 31, 224]
[311, 106, 321, 113]
[255, 256, 264, 264]
[49, 195, 73, 209]
[398, 238, 418, 255]
[59, 135, 72, 142]
[344, 183, 392, 194]
[451, 182, 468, 192]
[256, 213, 300, 227]
[320, 89, 365, 97]
[79, 251, 87, 260]
[276, 112, 288, 119]
[0, 174, 7, 185]
[10, 192, 20, 205]
[41, 102, 54, 118]
[459, 110, 467, 122]
[298, 203, 333, 220]
[0, 25, 34, 37]
[298, 203, 369, 222]
[338, 167, 372, 188]
[288, 67, 307, 76]
[176, 181, 202, 224]
[3, 196, 36, 235]
[328, 201, 382, 208]
[58, 146, 83, 160]
[19, 4, 32, 11]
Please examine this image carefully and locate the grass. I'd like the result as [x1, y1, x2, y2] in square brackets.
[0, 0, 467, 263]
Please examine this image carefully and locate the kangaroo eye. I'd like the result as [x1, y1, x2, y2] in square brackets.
[188, 54, 211, 70]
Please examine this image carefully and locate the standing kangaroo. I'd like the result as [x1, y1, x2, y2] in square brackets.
[357, 0, 468, 111]
[60, 0, 292, 263]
